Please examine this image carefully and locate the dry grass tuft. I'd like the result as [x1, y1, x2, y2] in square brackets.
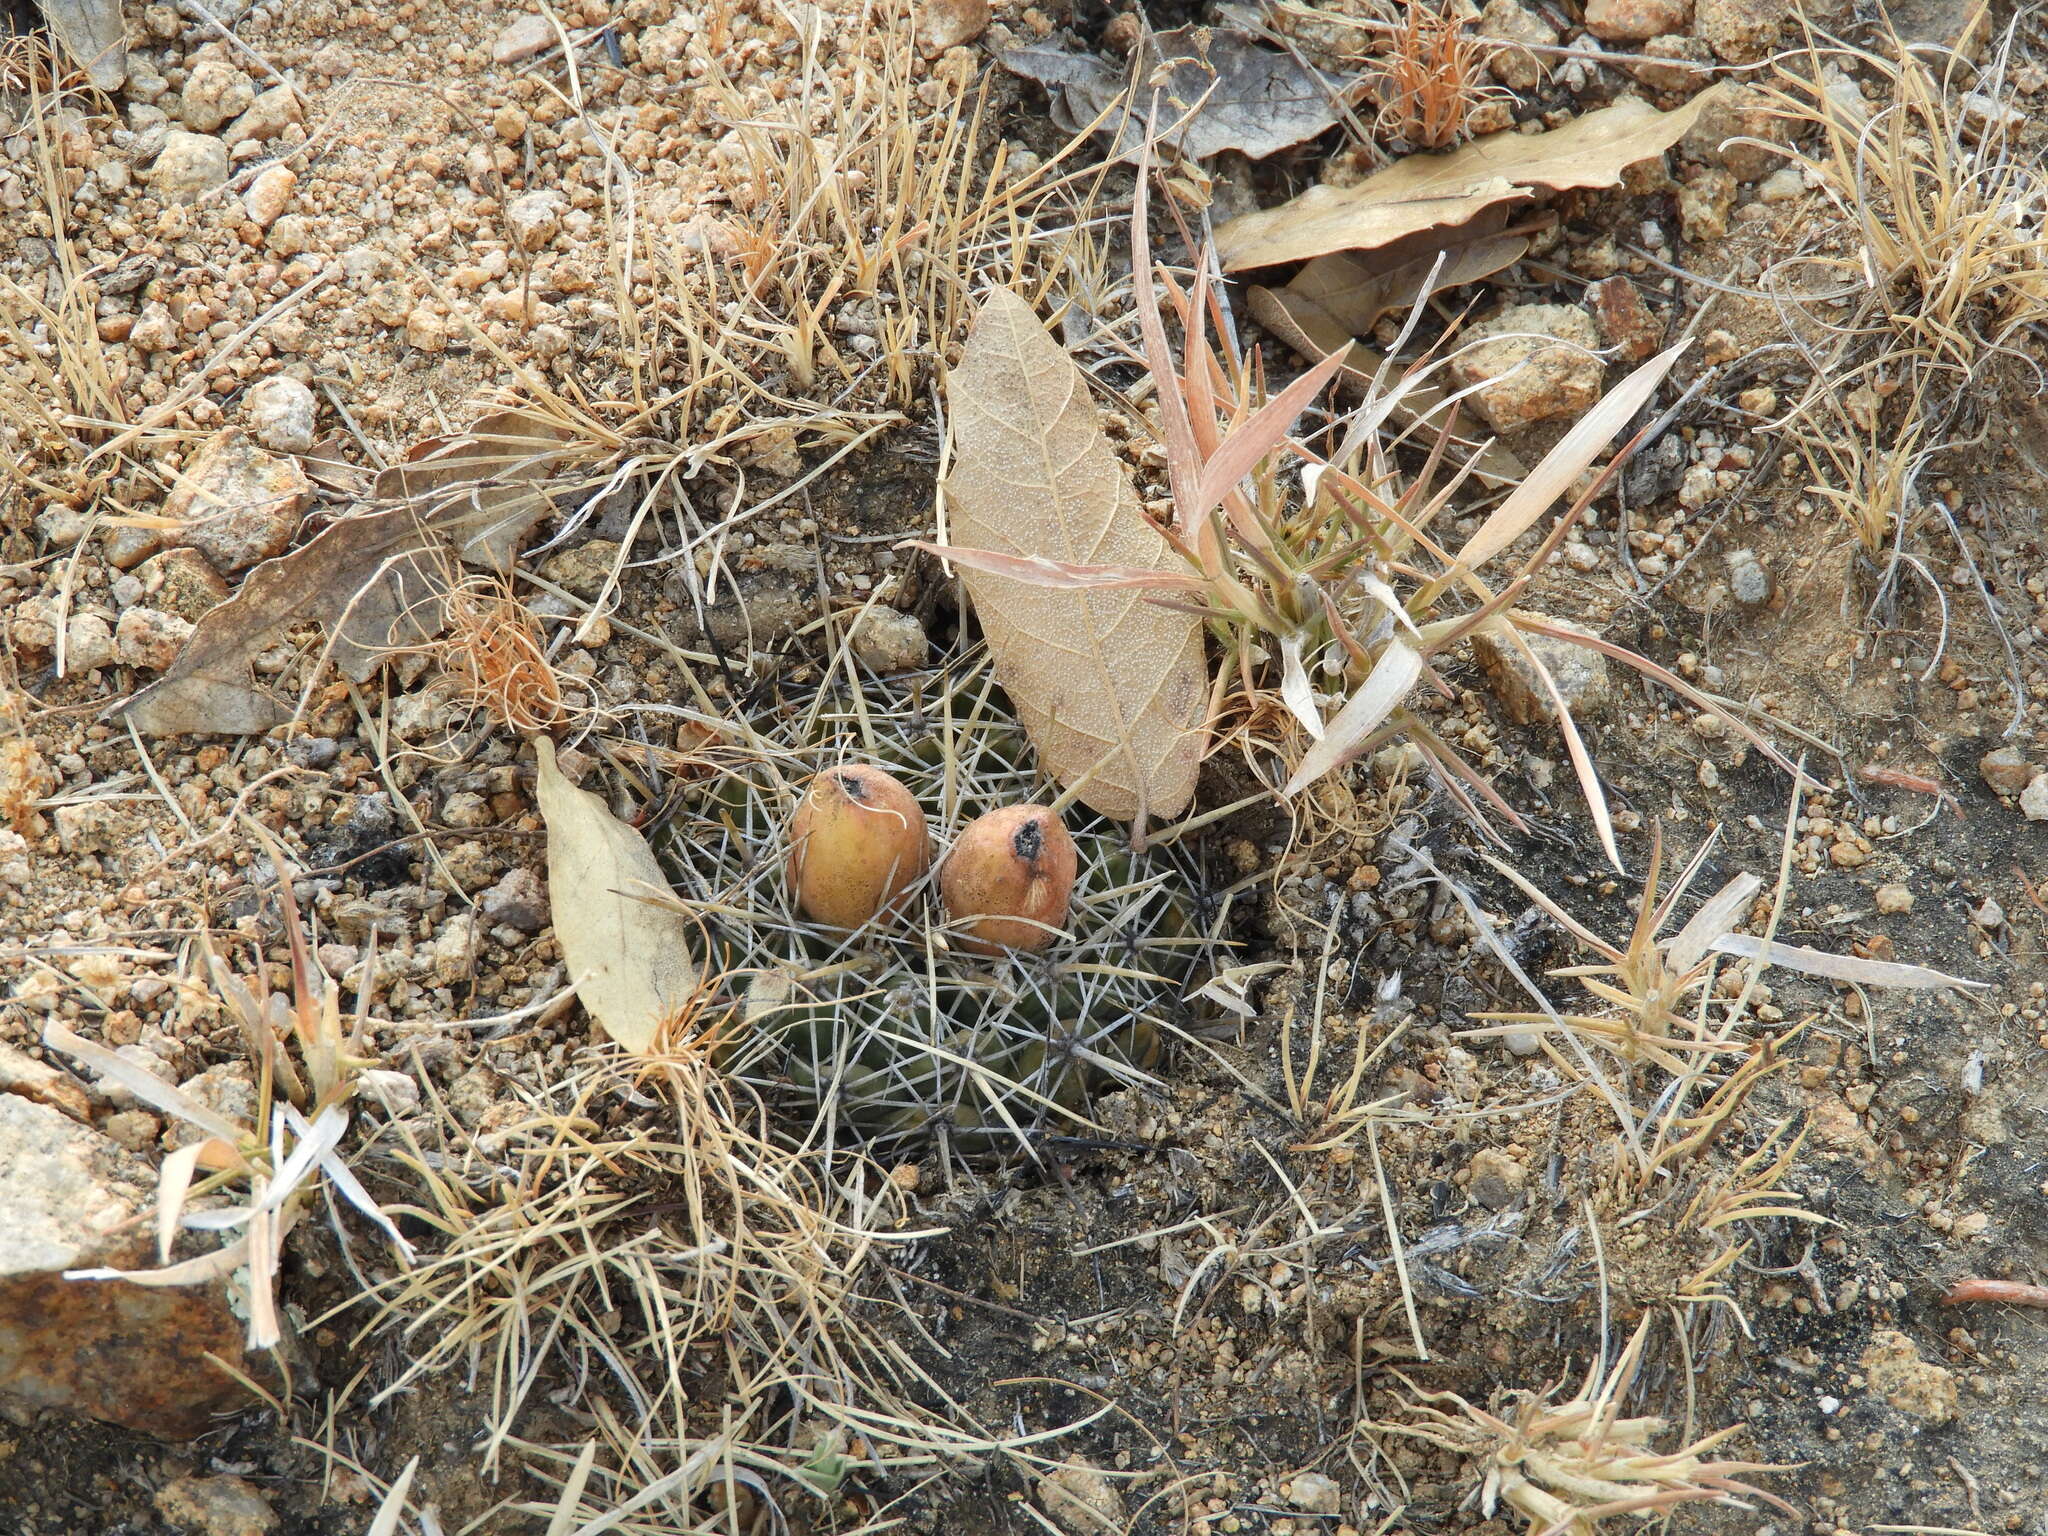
[432, 573, 570, 736]
[1375, 1317, 1794, 1536]
[1369, 0, 1498, 150]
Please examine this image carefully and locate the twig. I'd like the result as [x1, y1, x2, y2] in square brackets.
[1943, 1278, 2048, 1307]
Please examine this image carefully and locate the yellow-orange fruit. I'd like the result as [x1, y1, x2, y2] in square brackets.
[939, 805, 1078, 955]
[786, 765, 930, 930]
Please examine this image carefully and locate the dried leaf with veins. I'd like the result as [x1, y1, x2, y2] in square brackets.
[1216, 94, 1714, 271]
[125, 409, 574, 737]
[1001, 26, 1348, 163]
[938, 288, 1209, 825]
[535, 738, 700, 1054]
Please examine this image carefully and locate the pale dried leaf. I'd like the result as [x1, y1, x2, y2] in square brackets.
[368, 1458, 421, 1536]
[1283, 230, 1530, 339]
[125, 409, 573, 737]
[1279, 633, 1324, 740]
[1709, 934, 1989, 991]
[43, 1021, 247, 1143]
[1246, 284, 1525, 487]
[1002, 26, 1347, 163]
[1216, 95, 1714, 270]
[1282, 636, 1422, 796]
[903, 542, 1202, 592]
[943, 288, 1210, 823]
[535, 737, 700, 1052]
[1666, 872, 1763, 974]
[156, 1141, 205, 1266]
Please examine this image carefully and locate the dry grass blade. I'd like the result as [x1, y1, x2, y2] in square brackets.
[1455, 341, 1685, 572]
[1282, 638, 1422, 796]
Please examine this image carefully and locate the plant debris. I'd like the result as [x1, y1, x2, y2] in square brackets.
[125, 410, 574, 736]
[535, 737, 699, 1054]
[1002, 25, 1350, 162]
[934, 288, 1208, 827]
[1216, 93, 1716, 270]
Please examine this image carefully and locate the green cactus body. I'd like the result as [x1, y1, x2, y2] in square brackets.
[656, 657, 1211, 1153]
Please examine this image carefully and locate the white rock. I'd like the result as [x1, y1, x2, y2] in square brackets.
[241, 162, 296, 228]
[242, 374, 318, 453]
[178, 57, 254, 133]
[63, 612, 115, 673]
[506, 189, 566, 251]
[1284, 1471, 1343, 1516]
[147, 130, 230, 201]
[114, 606, 193, 671]
[222, 83, 301, 147]
[2022, 773, 2048, 822]
[493, 14, 556, 64]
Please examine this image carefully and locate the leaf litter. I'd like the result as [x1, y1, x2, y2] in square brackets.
[930, 287, 1210, 828]
[1215, 92, 1717, 270]
[1001, 24, 1349, 162]
[125, 409, 575, 736]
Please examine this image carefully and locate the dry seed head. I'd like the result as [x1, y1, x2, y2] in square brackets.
[785, 764, 931, 930]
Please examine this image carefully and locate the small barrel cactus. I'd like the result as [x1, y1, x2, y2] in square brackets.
[656, 654, 1213, 1153]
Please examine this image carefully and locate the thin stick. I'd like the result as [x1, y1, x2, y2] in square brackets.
[1367, 1119, 1427, 1362]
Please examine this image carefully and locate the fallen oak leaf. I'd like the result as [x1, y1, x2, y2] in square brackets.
[124, 408, 575, 737]
[1215, 93, 1714, 271]
[941, 288, 1210, 826]
[534, 737, 700, 1054]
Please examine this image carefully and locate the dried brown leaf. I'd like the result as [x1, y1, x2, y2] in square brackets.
[1002, 26, 1348, 163]
[534, 738, 699, 1054]
[124, 409, 573, 737]
[943, 289, 1210, 824]
[1216, 94, 1714, 271]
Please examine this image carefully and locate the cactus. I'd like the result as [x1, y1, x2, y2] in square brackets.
[656, 656, 1212, 1152]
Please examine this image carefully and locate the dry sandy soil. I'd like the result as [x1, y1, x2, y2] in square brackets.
[4, 0, 2048, 1533]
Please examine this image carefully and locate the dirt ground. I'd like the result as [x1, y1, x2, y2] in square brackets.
[5, 0, 2048, 1533]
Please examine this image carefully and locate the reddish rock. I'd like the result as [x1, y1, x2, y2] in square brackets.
[0, 1094, 255, 1437]
[1585, 276, 1662, 363]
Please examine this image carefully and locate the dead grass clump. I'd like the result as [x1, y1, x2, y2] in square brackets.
[433, 573, 569, 735]
[1759, 21, 2047, 679]
[1374, 1318, 1794, 1536]
[342, 993, 961, 1528]
[1369, 0, 1498, 150]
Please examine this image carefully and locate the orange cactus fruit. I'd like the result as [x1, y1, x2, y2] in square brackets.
[785, 765, 930, 930]
[939, 804, 1079, 955]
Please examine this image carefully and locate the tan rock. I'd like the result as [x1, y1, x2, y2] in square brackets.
[1481, 0, 1557, 91]
[241, 163, 296, 228]
[1470, 619, 1609, 726]
[1036, 1459, 1126, 1536]
[917, 0, 990, 58]
[164, 429, 311, 573]
[1859, 1329, 1958, 1424]
[1451, 303, 1603, 431]
[155, 1474, 278, 1536]
[1584, 0, 1691, 41]
[136, 548, 231, 622]
[1696, 0, 1788, 63]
